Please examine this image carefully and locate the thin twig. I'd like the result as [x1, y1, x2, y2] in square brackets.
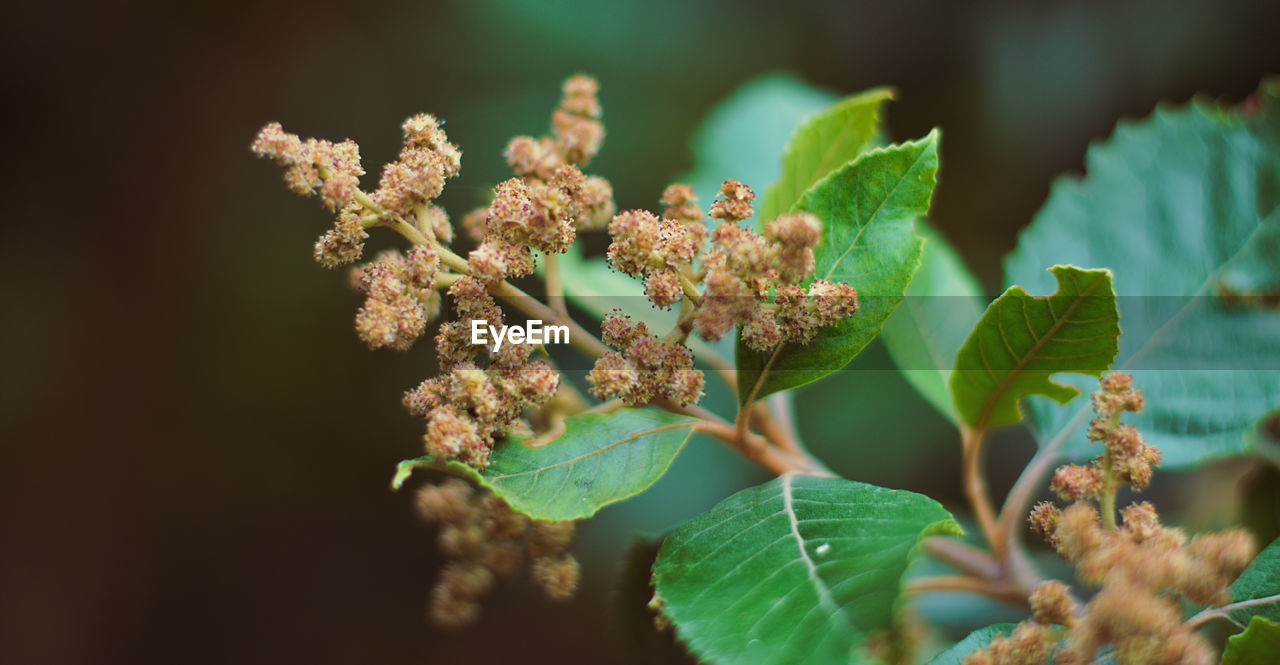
[1184, 593, 1280, 631]
[921, 537, 1003, 580]
[543, 252, 567, 316]
[906, 575, 1028, 606]
[962, 426, 1001, 555]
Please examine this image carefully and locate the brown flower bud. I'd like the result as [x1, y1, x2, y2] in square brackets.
[1030, 580, 1079, 626]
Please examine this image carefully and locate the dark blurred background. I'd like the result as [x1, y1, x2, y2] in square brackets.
[2, 1, 1278, 663]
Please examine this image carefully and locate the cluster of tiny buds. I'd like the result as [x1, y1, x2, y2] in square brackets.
[505, 74, 606, 179]
[252, 113, 462, 271]
[605, 179, 858, 350]
[1051, 372, 1162, 500]
[465, 74, 615, 284]
[415, 479, 579, 628]
[587, 312, 704, 406]
[352, 247, 441, 351]
[606, 207, 699, 308]
[403, 277, 559, 469]
[251, 122, 364, 212]
[965, 373, 1256, 665]
[700, 181, 857, 348]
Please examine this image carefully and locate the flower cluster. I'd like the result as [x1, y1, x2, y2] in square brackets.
[466, 75, 616, 284]
[606, 209, 699, 307]
[374, 114, 462, 219]
[415, 479, 579, 628]
[403, 277, 560, 469]
[965, 373, 1256, 665]
[605, 178, 858, 347]
[698, 181, 857, 348]
[1050, 372, 1161, 499]
[587, 312, 704, 406]
[351, 247, 441, 351]
[505, 74, 606, 179]
[251, 122, 365, 211]
[252, 114, 462, 270]
[469, 165, 603, 283]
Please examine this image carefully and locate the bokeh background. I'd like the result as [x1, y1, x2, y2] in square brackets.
[3, 1, 1279, 663]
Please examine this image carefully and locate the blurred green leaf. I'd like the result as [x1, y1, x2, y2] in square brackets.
[882, 220, 985, 424]
[950, 265, 1119, 431]
[1222, 616, 1280, 665]
[1229, 536, 1280, 626]
[758, 87, 893, 223]
[393, 409, 696, 521]
[651, 474, 960, 665]
[922, 623, 1016, 665]
[682, 73, 839, 228]
[737, 132, 938, 403]
[1004, 86, 1280, 466]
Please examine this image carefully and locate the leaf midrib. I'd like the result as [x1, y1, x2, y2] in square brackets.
[1036, 210, 1277, 454]
[781, 473, 854, 629]
[974, 275, 1104, 431]
[802, 108, 875, 202]
[494, 421, 695, 480]
[821, 145, 929, 282]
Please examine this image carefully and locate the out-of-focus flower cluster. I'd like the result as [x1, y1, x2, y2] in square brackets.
[587, 312, 704, 406]
[964, 373, 1256, 665]
[403, 277, 560, 469]
[415, 479, 579, 628]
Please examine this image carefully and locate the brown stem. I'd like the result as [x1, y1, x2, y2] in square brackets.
[962, 426, 1002, 556]
[906, 575, 1029, 606]
[752, 403, 803, 457]
[487, 279, 611, 359]
[921, 537, 1003, 580]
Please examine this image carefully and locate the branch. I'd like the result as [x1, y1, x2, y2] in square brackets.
[1183, 594, 1280, 631]
[543, 252, 567, 316]
[906, 575, 1029, 606]
[962, 426, 1001, 555]
[921, 537, 1002, 580]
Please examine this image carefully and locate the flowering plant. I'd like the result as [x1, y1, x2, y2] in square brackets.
[252, 74, 1280, 665]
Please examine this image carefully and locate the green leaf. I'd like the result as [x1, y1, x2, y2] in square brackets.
[392, 408, 697, 521]
[1222, 617, 1280, 665]
[736, 131, 940, 403]
[882, 220, 986, 424]
[683, 73, 840, 228]
[950, 265, 1119, 431]
[758, 87, 894, 223]
[1004, 87, 1280, 466]
[651, 473, 961, 665]
[923, 624, 1016, 665]
[1228, 536, 1280, 626]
